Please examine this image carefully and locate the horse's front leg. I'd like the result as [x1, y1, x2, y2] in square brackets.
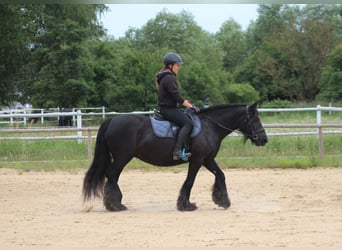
[177, 162, 201, 211]
[204, 159, 230, 209]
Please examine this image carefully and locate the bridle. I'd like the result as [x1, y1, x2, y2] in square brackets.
[211, 105, 265, 140]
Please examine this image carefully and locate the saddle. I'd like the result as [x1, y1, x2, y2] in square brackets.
[150, 109, 201, 138]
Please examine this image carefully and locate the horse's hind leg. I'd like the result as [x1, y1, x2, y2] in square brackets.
[103, 157, 132, 211]
[204, 159, 230, 209]
[103, 179, 127, 211]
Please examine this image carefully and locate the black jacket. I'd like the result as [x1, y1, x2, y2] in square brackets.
[156, 70, 185, 108]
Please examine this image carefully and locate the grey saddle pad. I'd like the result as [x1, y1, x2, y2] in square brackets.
[150, 115, 201, 138]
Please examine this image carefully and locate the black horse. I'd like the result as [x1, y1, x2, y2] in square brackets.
[83, 103, 268, 211]
[58, 108, 73, 127]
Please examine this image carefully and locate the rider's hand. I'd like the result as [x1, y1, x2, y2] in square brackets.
[192, 105, 200, 113]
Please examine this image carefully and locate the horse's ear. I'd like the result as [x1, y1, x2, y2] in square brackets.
[250, 102, 258, 110]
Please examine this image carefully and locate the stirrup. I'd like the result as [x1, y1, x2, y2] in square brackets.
[173, 148, 191, 161]
[181, 148, 191, 161]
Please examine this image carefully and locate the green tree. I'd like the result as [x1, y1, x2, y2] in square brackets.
[0, 5, 32, 106]
[215, 19, 247, 71]
[103, 48, 163, 111]
[246, 4, 290, 52]
[236, 4, 341, 102]
[259, 15, 336, 101]
[222, 83, 260, 104]
[28, 4, 106, 108]
[317, 44, 342, 102]
[87, 39, 126, 107]
[179, 61, 227, 106]
[125, 10, 203, 53]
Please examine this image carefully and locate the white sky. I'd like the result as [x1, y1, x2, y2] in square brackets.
[100, 4, 259, 38]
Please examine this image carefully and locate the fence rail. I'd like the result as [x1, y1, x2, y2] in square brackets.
[1, 105, 342, 126]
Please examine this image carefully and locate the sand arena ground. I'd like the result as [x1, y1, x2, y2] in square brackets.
[1, 167, 341, 247]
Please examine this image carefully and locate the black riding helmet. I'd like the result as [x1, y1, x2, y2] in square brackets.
[163, 52, 184, 65]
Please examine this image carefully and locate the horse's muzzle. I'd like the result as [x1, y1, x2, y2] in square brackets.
[249, 132, 268, 146]
[255, 135, 268, 146]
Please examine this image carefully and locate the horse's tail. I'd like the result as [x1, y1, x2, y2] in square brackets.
[83, 118, 112, 202]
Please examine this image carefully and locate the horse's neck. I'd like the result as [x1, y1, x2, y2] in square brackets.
[201, 106, 246, 133]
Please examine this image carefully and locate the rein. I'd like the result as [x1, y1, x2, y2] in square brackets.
[215, 122, 235, 133]
[206, 105, 264, 139]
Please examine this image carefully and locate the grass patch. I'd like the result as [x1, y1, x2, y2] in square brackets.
[0, 133, 341, 170]
[0, 160, 88, 171]
[0, 139, 87, 162]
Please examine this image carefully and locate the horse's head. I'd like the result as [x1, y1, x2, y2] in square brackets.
[241, 103, 268, 146]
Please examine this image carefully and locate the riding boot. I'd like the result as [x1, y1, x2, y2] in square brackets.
[173, 130, 191, 161]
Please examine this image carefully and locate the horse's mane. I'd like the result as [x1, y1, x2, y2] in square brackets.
[199, 104, 246, 114]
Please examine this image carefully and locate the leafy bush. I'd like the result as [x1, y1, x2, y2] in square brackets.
[261, 99, 292, 108]
[222, 83, 259, 104]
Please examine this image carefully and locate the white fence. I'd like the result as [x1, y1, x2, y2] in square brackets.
[0, 107, 107, 126]
[1, 105, 341, 126]
[0, 105, 341, 160]
[259, 105, 342, 126]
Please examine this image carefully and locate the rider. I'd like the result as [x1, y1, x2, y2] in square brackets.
[156, 52, 200, 160]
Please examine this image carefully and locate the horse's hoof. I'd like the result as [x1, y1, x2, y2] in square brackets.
[215, 201, 231, 209]
[177, 202, 198, 211]
[212, 190, 230, 209]
[214, 199, 231, 209]
[104, 203, 127, 212]
[118, 204, 128, 211]
[220, 202, 230, 209]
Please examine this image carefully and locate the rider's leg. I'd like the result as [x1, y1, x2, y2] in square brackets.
[159, 108, 194, 160]
[173, 122, 192, 160]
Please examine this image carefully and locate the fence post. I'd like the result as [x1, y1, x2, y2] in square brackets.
[102, 106, 105, 120]
[40, 109, 44, 124]
[316, 105, 321, 125]
[10, 110, 13, 126]
[23, 110, 27, 126]
[329, 102, 332, 115]
[316, 105, 323, 159]
[72, 108, 76, 127]
[77, 110, 82, 144]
